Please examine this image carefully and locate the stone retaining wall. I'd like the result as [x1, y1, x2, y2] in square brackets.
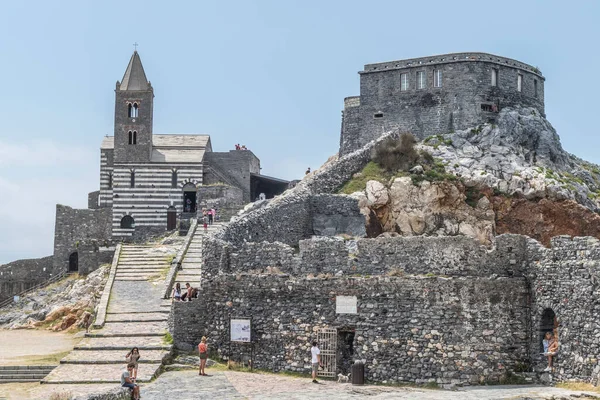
[171, 274, 529, 385]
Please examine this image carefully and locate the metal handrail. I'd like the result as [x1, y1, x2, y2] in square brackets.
[0, 270, 72, 309]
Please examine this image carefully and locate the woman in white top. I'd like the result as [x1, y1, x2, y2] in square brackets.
[172, 283, 182, 302]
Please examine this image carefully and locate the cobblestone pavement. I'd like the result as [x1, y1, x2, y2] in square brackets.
[136, 370, 599, 400]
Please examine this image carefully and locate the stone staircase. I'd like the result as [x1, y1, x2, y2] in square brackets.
[42, 244, 176, 384]
[173, 222, 224, 291]
[0, 366, 55, 383]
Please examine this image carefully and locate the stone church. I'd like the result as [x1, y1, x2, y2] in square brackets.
[53, 51, 289, 273]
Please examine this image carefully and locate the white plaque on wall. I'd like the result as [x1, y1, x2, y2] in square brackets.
[336, 296, 357, 314]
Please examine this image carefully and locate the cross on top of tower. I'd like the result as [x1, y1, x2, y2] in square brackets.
[133, 42, 139, 52]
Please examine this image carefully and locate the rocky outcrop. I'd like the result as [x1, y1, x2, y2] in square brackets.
[425, 106, 600, 211]
[0, 265, 109, 330]
[355, 178, 495, 245]
[493, 197, 600, 247]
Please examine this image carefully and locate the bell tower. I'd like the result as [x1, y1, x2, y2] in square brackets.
[114, 51, 154, 163]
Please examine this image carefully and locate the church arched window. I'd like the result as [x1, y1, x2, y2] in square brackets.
[171, 170, 178, 188]
[130, 170, 135, 188]
[133, 103, 139, 118]
[132, 131, 137, 145]
[128, 103, 133, 118]
[128, 131, 133, 145]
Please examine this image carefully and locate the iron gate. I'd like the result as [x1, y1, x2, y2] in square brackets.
[317, 327, 337, 377]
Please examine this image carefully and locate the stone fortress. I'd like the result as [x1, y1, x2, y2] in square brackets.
[3, 51, 600, 391]
[340, 52, 545, 155]
[170, 52, 600, 387]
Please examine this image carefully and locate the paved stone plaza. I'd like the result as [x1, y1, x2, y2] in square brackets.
[129, 370, 600, 400]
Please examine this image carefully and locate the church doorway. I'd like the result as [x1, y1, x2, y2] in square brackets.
[183, 183, 197, 213]
[539, 308, 558, 352]
[120, 215, 135, 229]
[68, 251, 78, 273]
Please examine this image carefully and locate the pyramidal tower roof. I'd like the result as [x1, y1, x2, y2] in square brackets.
[119, 51, 150, 91]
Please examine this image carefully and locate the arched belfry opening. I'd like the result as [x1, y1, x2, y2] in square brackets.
[68, 251, 78, 273]
[121, 215, 135, 229]
[183, 183, 197, 213]
[539, 308, 558, 352]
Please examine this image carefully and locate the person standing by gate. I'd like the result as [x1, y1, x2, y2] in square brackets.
[311, 341, 322, 383]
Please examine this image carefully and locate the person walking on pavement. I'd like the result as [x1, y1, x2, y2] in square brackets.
[311, 341, 323, 383]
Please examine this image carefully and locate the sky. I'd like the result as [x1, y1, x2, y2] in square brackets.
[0, 0, 599, 264]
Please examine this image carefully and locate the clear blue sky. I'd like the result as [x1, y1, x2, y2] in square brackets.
[1, 0, 598, 263]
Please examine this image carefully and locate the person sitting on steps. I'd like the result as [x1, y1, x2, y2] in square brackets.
[121, 362, 140, 400]
[181, 282, 193, 301]
[172, 282, 182, 302]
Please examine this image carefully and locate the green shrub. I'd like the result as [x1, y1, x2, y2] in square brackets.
[372, 133, 418, 173]
[338, 162, 388, 194]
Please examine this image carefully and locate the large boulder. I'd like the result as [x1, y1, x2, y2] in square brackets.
[384, 177, 495, 245]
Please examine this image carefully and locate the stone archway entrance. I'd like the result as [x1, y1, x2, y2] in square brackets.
[183, 183, 197, 213]
[68, 251, 78, 273]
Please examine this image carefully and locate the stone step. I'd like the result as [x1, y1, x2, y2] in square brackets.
[41, 363, 162, 383]
[60, 350, 170, 364]
[116, 269, 164, 276]
[118, 258, 170, 263]
[0, 378, 43, 383]
[117, 265, 167, 269]
[114, 277, 151, 281]
[0, 373, 50, 379]
[0, 366, 55, 371]
[106, 312, 168, 322]
[87, 321, 167, 337]
[75, 336, 171, 350]
[116, 265, 168, 269]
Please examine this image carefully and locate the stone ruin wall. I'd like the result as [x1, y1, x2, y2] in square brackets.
[171, 272, 530, 385]
[0, 256, 54, 302]
[173, 233, 600, 385]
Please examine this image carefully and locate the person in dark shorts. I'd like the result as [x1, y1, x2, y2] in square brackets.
[121, 362, 140, 400]
[198, 336, 209, 376]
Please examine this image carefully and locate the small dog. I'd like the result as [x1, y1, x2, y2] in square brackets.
[337, 373, 349, 383]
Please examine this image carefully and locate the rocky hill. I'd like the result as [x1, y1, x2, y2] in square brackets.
[343, 106, 600, 246]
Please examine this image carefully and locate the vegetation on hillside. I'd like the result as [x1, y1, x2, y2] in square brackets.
[338, 133, 457, 194]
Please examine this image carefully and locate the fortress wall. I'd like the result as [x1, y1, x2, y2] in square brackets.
[202, 234, 527, 279]
[204, 151, 260, 202]
[197, 184, 244, 221]
[341, 53, 545, 154]
[0, 256, 54, 302]
[527, 236, 600, 382]
[171, 274, 529, 385]
[53, 205, 112, 273]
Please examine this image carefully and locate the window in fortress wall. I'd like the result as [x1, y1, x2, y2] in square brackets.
[400, 73, 409, 91]
[517, 74, 523, 92]
[534, 79, 538, 98]
[491, 69, 498, 86]
[417, 71, 426, 89]
[433, 70, 442, 88]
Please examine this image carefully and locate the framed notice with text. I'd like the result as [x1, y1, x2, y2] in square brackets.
[230, 318, 252, 342]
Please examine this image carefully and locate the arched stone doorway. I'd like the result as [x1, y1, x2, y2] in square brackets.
[539, 308, 558, 352]
[68, 251, 78, 273]
[183, 183, 197, 213]
[120, 215, 135, 229]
